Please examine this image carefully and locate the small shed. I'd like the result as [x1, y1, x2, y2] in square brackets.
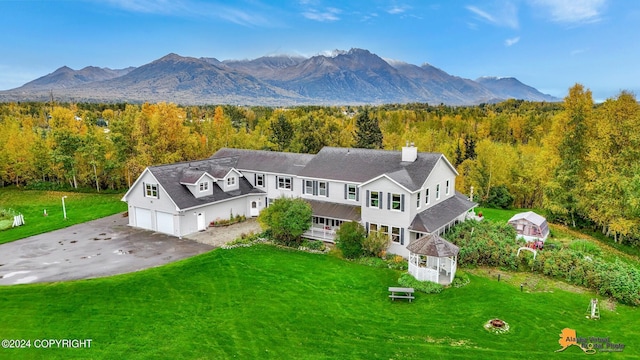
[407, 233, 459, 285]
[507, 211, 549, 242]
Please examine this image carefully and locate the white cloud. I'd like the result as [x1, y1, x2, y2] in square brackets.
[302, 7, 341, 22]
[505, 36, 520, 46]
[529, 0, 607, 23]
[466, 1, 519, 29]
[101, 0, 275, 27]
[387, 5, 410, 15]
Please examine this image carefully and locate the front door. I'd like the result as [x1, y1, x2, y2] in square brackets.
[197, 212, 206, 231]
[250, 201, 259, 217]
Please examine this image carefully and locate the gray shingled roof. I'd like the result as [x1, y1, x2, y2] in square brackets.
[305, 199, 361, 222]
[407, 233, 459, 257]
[297, 147, 443, 191]
[211, 148, 314, 175]
[409, 192, 477, 233]
[148, 159, 264, 210]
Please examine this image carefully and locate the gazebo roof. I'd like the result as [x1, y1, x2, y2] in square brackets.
[407, 233, 459, 257]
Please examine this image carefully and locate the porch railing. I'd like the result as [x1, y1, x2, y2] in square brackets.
[303, 225, 336, 242]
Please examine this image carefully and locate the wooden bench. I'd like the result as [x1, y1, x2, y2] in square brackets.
[388, 287, 415, 302]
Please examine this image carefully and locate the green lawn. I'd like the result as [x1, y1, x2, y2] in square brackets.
[0, 187, 127, 244]
[475, 207, 541, 224]
[0, 245, 637, 359]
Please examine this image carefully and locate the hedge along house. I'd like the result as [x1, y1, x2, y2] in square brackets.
[507, 211, 550, 242]
[123, 145, 477, 258]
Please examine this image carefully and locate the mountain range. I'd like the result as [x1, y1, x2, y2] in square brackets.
[0, 48, 558, 105]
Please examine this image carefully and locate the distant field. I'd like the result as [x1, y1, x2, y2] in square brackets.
[0, 245, 638, 359]
[0, 187, 126, 244]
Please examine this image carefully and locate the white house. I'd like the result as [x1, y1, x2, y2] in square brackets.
[122, 145, 477, 257]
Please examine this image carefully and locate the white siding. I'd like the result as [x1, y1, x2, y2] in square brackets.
[177, 196, 257, 236]
[421, 158, 457, 208]
[360, 177, 412, 257]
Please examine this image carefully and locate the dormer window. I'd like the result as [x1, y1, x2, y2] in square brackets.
[227, 177, 236, 186]
[199, 182, 209, 192]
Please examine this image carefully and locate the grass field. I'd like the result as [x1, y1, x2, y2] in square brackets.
[0, 245, 638, 359]
[0, 187, 127, 244]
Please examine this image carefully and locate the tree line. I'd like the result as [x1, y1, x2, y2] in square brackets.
[0, 84, 638, 244]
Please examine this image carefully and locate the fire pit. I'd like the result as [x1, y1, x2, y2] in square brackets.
[490, 319, 505, 328]
[484, 318, 510, 334]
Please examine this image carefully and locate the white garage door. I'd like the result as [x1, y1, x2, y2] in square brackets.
[135, 208, 152, 230]
[156, 211, 175, 235]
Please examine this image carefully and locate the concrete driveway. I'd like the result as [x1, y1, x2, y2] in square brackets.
[0, 214, 213, 285]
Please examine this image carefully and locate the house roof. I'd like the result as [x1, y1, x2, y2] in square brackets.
[148, 159, 264, 210]
[508, 211, 547, 227]
[305, 199, 361, 222]
[297, 147, 444, 191]
[406, 233, 459, 257]
[210, 148, 314, 175]
[409, 192, 477, 233]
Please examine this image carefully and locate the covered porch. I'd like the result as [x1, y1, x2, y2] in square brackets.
[303, 199, 361, 242]
[407, 233, 459, 285]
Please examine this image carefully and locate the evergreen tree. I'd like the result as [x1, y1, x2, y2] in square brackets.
[355, 108, 383, 149]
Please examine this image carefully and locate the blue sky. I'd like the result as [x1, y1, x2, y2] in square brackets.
[1, 0, 638, 101]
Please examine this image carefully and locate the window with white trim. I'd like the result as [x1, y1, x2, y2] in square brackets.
[425, 188, 430, 205]
[305, 180, 314, 194]
[199, 181, 209, 192]
[318, 181, 327, 196]
[226, 177, 236, 186]
[445, 180, 450, 195]
[417, 192, 421, 208]
[145, 183, 158, 198]
[391, 227, 401, 243]
[436, 184, 440, 200]
[369, 223, 378, 233]
[277, 176, 292, 190]
[391, 193, 401, 210]
[256, 174, 264, 187]
[369, 191, 380, 207]
[347, 184, 357, 200]
[379, 225, 389, 239]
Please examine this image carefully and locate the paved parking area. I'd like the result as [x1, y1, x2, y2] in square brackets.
[0, 214, 213, 285]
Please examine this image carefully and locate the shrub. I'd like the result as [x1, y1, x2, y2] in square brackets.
[484, 185, 514, 209]
[362, 231, 389, 257]
[386, 255, 408, 271]
[398, 273, 443, 294]
[335, 221, 365, 259]
[444, 220, 519, 270]
[591, 259, 640, 306]
[569, 239, 602, 256]
[301, 239, 326, 252]
[451, 272, 471, 288]
[258, 197, 312, 247]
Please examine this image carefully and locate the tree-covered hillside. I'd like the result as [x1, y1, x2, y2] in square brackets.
[0, 84, 638, 244]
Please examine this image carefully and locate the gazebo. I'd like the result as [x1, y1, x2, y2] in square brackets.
[407, 233, 459, 285]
